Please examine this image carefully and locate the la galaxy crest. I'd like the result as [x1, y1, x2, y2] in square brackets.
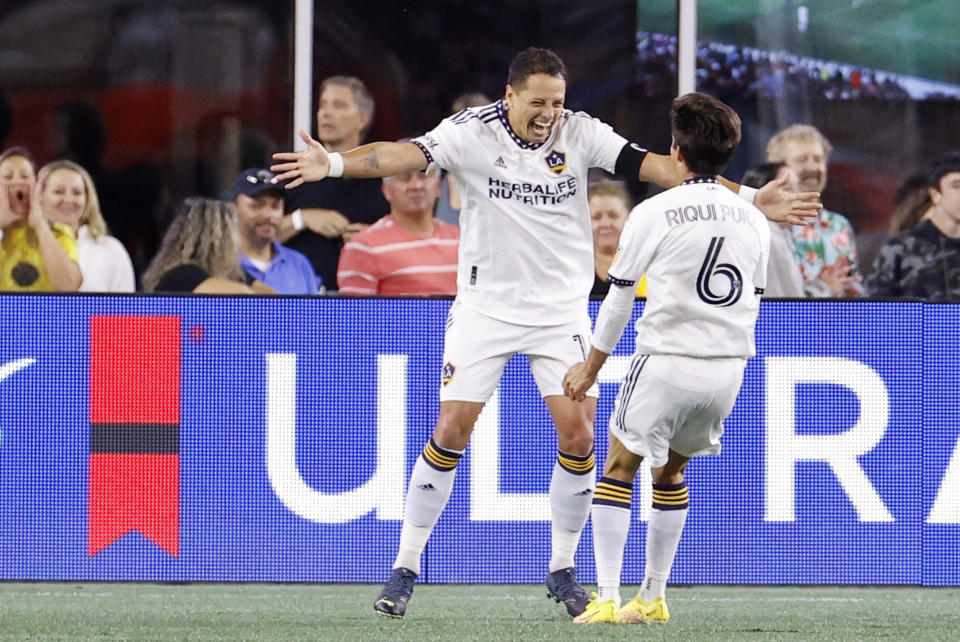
[545, 149, 566, 175]
[442, 362, 456, 386]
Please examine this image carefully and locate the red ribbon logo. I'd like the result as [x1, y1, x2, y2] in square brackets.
[88, 316, 181, 556]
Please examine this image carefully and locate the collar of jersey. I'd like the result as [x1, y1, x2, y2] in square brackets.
[682, 176, 720, 185]
[497, 100, 548, 150]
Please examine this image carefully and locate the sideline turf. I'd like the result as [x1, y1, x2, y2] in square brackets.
[0, 583, 957, 640]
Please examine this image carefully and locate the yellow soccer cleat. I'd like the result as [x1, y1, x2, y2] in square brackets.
[618, 595, 669, 623]
[572, 596, 621, 624]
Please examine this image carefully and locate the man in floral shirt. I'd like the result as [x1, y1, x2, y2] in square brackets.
[767, 124, 862, 297]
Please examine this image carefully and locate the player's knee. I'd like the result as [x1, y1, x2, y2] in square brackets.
[557, 428, 594, 457]
[652, 467, 685, 486]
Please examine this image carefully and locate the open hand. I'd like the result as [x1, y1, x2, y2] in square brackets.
[271, 129, 332, 189]
[756, 172, 822, 225]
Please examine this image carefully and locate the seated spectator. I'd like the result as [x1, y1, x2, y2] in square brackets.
[740, 162, 805, 297]
[278, 75, 388, 290]
[142, 197, 275, 294]
[226, 168, 323, 294]
[37, 160, 136, 292]
[337, 167, 458, 295]
[866, 151, 960, 301]
[887, 172, 932, 236]
[766, 124, 862, 297]
[0, 147, 82, 292]
[435, 92, 493, 226]
[587, 178, 646, 297]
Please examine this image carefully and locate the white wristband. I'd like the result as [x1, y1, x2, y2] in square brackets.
[327, 152, 344, 178]
[738, 184, 758, 204]
[290, 209, 304, 231]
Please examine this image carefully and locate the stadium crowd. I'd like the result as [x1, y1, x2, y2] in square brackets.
[637, 32, 916, 102]
[0, 72, 958, 301]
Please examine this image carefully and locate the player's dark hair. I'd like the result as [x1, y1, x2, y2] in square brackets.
[507, 47, 567, 89]
[740, 162, 785, 190]
[928, 150, 960, 191]
[670, 93, 741, 176]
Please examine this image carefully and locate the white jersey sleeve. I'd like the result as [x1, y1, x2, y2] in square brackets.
[571, 111, 629, 174]
[411, 117, 466, 173]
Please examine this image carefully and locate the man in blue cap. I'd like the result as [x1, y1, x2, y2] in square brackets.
[226, 168, 323, 294]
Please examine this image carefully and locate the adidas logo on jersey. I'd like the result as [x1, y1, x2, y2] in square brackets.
[494, 156, 508, 169]
[417, 483, 438, 492]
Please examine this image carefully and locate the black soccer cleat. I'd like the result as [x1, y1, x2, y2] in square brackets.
[545, 566, 591, 617]
[373, 567, 417, 618]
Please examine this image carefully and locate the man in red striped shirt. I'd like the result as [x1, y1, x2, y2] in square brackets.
[337, 166, 459, 295]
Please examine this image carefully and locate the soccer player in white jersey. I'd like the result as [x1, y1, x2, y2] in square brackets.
[273, 48, 815, 620]
[563, 92, 771, 624]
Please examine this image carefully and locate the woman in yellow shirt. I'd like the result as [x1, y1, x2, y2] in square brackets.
[0, 147, 82, 291]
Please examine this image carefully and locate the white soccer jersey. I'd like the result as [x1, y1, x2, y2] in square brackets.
[608, 178, 771, 357]
[411, 100, 628, 325]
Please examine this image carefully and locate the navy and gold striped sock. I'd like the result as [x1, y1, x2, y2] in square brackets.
[652, 481, 689, 511]
[594, 476, 633, 510]
[394, 438, 464, 574]
[556, 448, 595, 476]
[421, 437, 462, 471]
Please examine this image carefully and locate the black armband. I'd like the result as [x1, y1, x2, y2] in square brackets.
[614, 142, 649, 181]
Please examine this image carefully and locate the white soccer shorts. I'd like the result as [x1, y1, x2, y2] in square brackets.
[610, 354, 747, 468]
[438, 302, 599, 402]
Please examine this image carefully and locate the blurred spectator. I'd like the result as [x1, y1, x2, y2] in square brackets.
[435, 92, 493, 226]
[888, 172, 932, 236]
[741, 162, 805, 297]
[866, 151, 960, 301]
[337, 166, 458, 295]
[143, 197, 274, 294]
[0, 148, 82, 292]
[37, 160, 135, 292]
[280, 76, 389, 291]
[587, 178, 646, 297]
[226, 168, 322, 295]
[766, 124, 862, 297]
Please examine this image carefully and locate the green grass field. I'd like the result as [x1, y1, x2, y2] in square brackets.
[1, 583, 958, 641]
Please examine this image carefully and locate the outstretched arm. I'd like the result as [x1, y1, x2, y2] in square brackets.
[636, 153, 821, 225]
[271, 129, 428, 188]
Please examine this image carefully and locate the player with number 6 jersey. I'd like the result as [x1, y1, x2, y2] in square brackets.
[609, 177, 770, 358]
[564, 92, 770, 626]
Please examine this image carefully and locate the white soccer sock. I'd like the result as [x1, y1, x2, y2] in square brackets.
[592, 476, 633, 605]
[392, 439, 463, 576]
[640, 483, 689, 602]
[548, 449, 596, 573]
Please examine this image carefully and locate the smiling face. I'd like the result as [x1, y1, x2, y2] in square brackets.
[234, 191, 284, 247]
[41, 168, 86, 231]
[780, 139, 828, 193]
[505, 73, 566, 144]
